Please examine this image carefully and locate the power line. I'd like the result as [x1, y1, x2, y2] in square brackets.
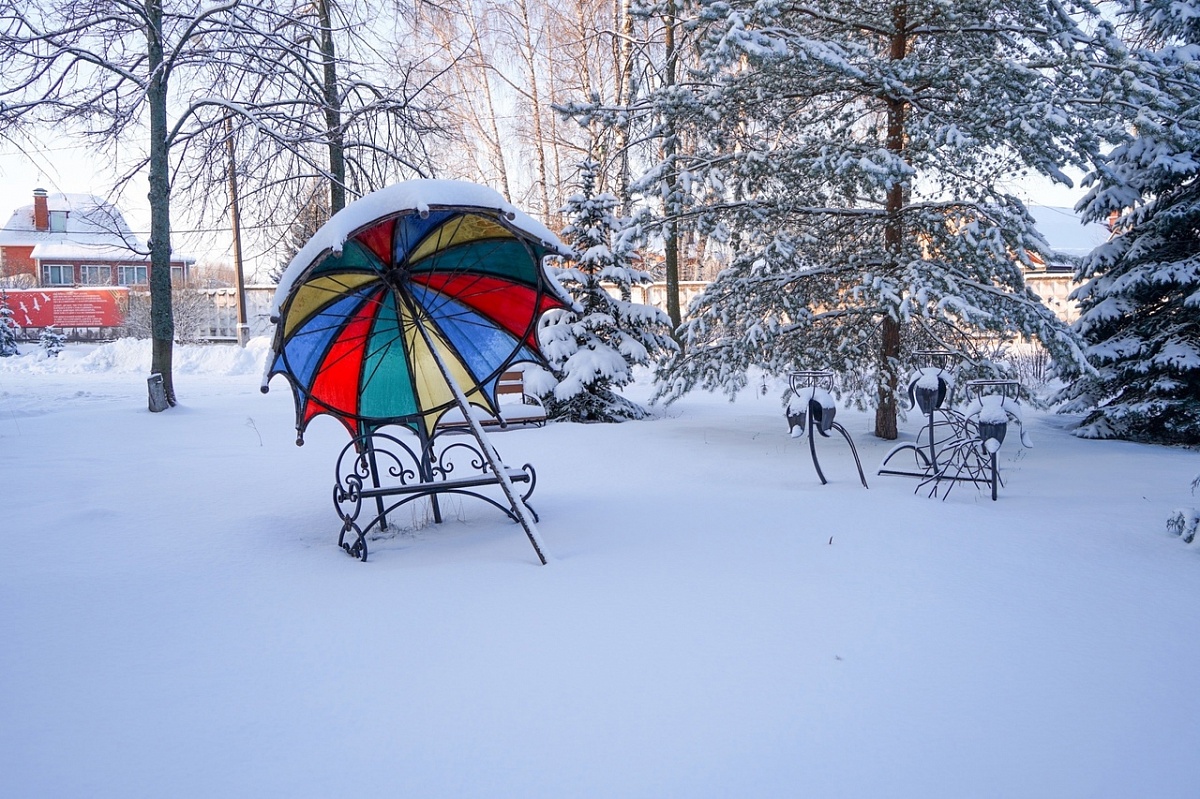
[123, 220, 293, 236]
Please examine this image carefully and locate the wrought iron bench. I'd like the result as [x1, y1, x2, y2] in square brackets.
[333, 426, 538, 561]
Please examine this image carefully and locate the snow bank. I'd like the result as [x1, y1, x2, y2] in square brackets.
[0, 337, 271, 377]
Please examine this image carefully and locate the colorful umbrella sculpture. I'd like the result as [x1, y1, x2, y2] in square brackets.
[263, 181, 572, 441]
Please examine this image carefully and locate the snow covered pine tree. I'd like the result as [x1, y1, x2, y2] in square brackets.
[1056, 0, 1200, 444]
[0, 290, 19, 357]
[538, 160, 677, 422]
[648, 0, 1124, 437]
[39, 324, 66, 357]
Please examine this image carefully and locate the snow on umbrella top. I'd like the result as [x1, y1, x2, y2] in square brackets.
[262, 179, 574, 441]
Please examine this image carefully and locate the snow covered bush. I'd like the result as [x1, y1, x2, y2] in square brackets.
[538, 160, 677, 422]
[39, 325, 65, 357]
[0, 290, 20, 357]
[1056, 1, 1200, 445]
[122, 287, 211, 344]
[1166, 475, 1200, 544]
[1167, 508, 1200, 544]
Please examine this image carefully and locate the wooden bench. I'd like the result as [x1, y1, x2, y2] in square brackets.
[436, 369, 548, 431]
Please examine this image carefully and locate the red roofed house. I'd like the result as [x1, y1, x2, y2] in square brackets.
[0, 188, 191, 288]
[0, 189, 192, 337]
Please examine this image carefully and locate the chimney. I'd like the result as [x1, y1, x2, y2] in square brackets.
[32, 188, 49, 231]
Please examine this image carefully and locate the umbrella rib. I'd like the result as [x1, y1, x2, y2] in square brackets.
[282, 285, 386, 343]
[356, 294, 416, 420]
[303, 300, 377, 407]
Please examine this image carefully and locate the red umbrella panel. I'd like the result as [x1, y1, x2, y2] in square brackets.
[266, 206, 570, 440]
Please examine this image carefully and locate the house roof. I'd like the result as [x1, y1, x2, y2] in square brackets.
[0, 192, 142, 252]
[0, 191, 193, 264]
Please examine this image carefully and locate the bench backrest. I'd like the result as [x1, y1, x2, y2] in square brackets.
[497, 370, 525, 395]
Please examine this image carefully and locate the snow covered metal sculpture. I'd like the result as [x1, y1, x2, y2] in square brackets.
[263, 180, 573, 562]
[785, 371, 868, 488]
[879, 359, 1033, 501]
[879, 351, 960, 478]
[958, 381, 1034, 501]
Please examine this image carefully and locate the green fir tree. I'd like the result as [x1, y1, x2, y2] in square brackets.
[1056, 0, 1200, 444]
[0, 291, 20, 357]
[606, 0, 1130, 438]
[539, 160, 677, 422]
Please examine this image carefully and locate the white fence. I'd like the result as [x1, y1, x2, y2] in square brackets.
[197, 286, 278, 341]
[194, 275, 1077, 342]
[193, 282, 715, 342]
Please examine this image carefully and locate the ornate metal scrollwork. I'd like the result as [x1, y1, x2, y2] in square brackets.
[329, 424, 538, 561]
[880, 376, 1030, 501]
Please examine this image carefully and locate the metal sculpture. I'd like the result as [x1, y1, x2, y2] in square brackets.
[878, 356, 1032, 500]
[786, 371, 868, 488]
[878, 350, 961, 478]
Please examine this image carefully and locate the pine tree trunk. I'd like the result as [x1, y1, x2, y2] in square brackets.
[662, 0, 683, 337]
[146, 0, 176, 406]
[874, 1, 908, 440]
[875, 315, 900, 439]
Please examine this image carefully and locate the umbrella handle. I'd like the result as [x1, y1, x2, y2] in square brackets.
[409, 308, 549, 565]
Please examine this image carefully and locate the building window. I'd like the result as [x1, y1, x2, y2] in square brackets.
[42, 264, 73, 285]
[79, 264, 112, 285]
[48, 210, 68, 232]
[117, 265, 148, 286]
[171, 265, 186, 285]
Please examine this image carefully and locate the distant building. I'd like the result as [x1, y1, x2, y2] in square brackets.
[1023, 206, 1110, 323]
[0, 188, 191, 288]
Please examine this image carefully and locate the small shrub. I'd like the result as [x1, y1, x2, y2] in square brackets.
[39, 325, 66, 357]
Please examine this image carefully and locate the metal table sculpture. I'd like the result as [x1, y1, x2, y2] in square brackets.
[262, 180, 574, 562]
[786, 371, 868, 488]
[879, 354, 1032, 500]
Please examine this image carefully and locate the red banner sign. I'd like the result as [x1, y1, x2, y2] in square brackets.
[2, 288, 128, 329]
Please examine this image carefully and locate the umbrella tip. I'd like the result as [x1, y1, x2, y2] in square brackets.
[260, 385, 269, 395]
[295, 433, 305, 446]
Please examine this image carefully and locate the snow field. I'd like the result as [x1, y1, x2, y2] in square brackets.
[1, 340, 1198, 797]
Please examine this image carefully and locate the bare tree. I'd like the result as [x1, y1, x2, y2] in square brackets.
[0, 0, 288, 404]
[414, 0, 515, 195]
[175, 1, 457, 274]
[0, 0, 455, 405]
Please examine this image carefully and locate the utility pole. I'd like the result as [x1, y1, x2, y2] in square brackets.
[225, 117, 249, 346]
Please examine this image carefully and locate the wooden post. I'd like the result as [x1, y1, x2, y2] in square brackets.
[225, 117, 249, 347]
[411, 314, 549, 565]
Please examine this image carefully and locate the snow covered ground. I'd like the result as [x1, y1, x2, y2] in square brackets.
[2, 340, 1198, 798]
